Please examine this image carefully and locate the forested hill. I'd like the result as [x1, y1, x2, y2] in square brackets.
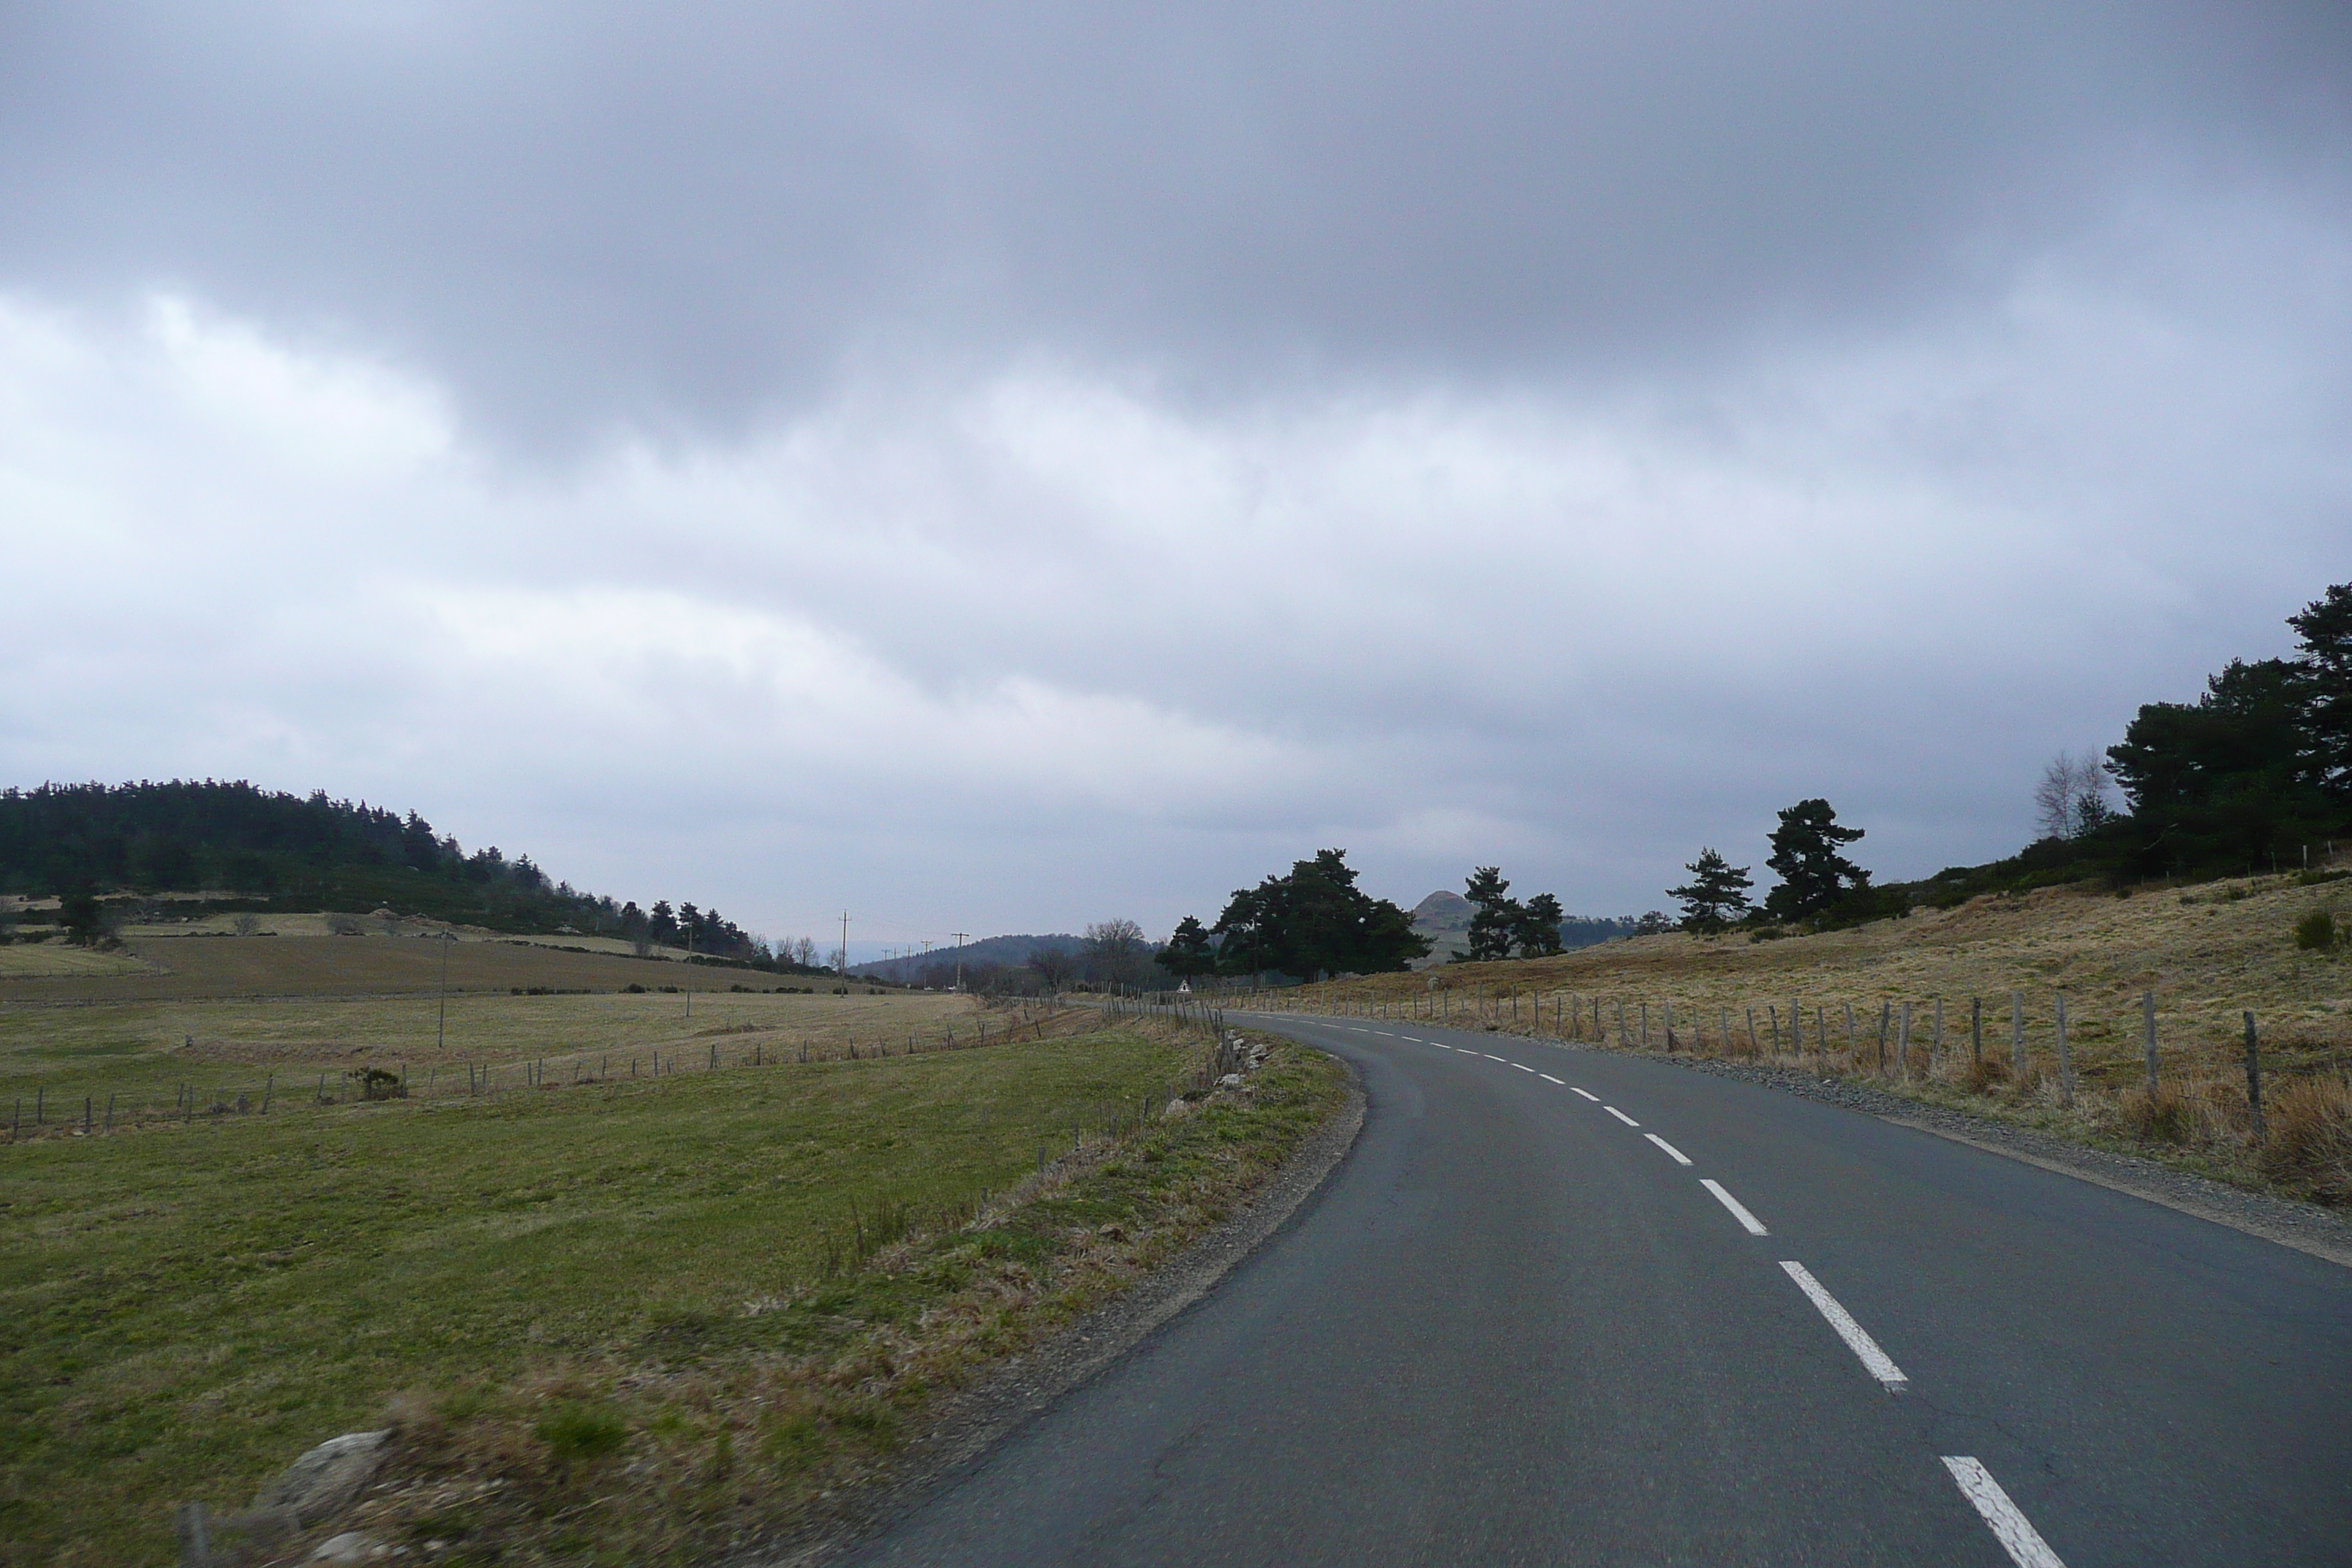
[0, 780, 770, 957]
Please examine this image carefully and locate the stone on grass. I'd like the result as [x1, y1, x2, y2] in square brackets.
[255, 1431, 391, 1528]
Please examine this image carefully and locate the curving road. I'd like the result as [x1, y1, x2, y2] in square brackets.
[848, 1013, 2352, 1567]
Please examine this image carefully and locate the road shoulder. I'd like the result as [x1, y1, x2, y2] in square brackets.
[1652, 1052, 2352, 1268]
[751, 1047, 1368, 1567]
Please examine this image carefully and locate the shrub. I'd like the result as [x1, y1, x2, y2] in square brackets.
[355, 1066, 406, 1101]
[2117, 1083, 2195, 1144]
[623, 982, 646, 994]
[2256, 1078, 2352, 1205]
[535, 1402, 629, 1464]
[1961, 1057, 2009, 1093]
[2292, 908, 2339, 952]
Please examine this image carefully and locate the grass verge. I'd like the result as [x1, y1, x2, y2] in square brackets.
[0, 1015, 1344, 1566]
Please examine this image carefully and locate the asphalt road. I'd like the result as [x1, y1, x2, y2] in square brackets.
[848, 1012, 2352, 1567]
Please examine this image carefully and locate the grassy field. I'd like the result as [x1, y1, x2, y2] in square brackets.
[0, 931, 771, 1006]
[0, 934, 976, 1142]
[0, 996, 1341, 1567]
[1269, 872, 2352, 1202]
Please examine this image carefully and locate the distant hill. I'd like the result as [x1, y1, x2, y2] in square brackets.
[851, 932, 1083, 985]
[0, 780, 797, 967]
[1409, 889, 1635, 965]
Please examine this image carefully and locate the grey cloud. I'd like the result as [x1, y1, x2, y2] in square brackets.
[3, 2, 2345, 448]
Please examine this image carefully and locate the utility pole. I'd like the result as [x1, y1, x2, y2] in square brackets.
[685, 922, 693, 1019]
[951, 932, 969, 992]
[839, 911, 851, 981]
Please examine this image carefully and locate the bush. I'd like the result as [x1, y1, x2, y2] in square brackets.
[2292, 908, 2339, 952]
[1961, 1057, 2010, 1093]
[2117, 1083, 2195, 1144]
[2257, 1078, 2352, 1205]
[355, 1066, 406, 1101]
[623, 982, 645, 994]
[535, 1402, 629, 1464]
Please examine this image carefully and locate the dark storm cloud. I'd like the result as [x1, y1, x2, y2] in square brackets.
[4, 1, 2343, 446]
[3, 1, 2349, 941]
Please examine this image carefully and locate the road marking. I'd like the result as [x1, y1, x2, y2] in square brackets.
[1539, 1073, 1564, 1085]
[1780, 1262, 1907, 1389]
[1569, 1087, 1599, 1102]
[1485, 1054, 1508, 1063]
[1433, 1043, 1450, 1050]
[1700, 1179, 1769, 1235]
[1940, 1458, 2068, 1568]
[1512, 1063, 1536, 1073]
[1605, 1106, 1640, 1126]
[1643, 1133, 1692, 1165]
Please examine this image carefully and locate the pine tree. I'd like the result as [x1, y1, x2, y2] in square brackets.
[1514, 892, 1567, 957]
[2289, 581, 2352, 797]
[1667, 849, 1752, 933]
[1160, 915, 1215, 979]
[1463, 866, 1520, 961]
[1763, 800, 1869, 921]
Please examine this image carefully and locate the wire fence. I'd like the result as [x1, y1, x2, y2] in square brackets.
[3, 998, 1110, 1145]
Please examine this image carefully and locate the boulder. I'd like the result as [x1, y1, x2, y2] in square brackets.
[253, 1431, 391, 1529]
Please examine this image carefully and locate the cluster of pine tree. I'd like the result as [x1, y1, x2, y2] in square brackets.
[1161, 849, 1428, 981]
[1667, 581, 2352, 930]
[0, 780, 791, 962]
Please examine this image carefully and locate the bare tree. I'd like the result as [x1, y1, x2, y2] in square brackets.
[1028, 945, 1077, 992]
[791, 935, 819, 968]
[2035, 751, 2118, 840]
[1082, 918, 1151, 987]
[230, 912, 260, 937]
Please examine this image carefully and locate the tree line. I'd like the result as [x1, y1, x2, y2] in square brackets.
[1662, 578, 2352, 932]
[0, 780, 816, 968]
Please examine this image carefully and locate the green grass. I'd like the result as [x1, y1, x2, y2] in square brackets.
[0, 1027, 1239, 1567]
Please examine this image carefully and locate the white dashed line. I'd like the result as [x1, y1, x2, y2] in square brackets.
[1604, 1106, 1640, 1127]
[1539, 1074, 1564, 1085]
[1485, 1054, 1508, 1063]
[1700, 1179, 1769, 1235]
[1433, 1043, 1451, 1050]
[1512, 1063, 1535, 1073]
[1780, 1262, 1907, 1389]
[1569, 1087, 1599, 1102]
[1940, 1458, 2068, 1568]
[1643, 1133, 1692, 1165]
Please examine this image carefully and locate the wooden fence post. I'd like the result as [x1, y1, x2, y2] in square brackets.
[1768, 1005, 1782, 1056]
[1899, 1002, 1913, 1082]
[2056, 994, 2074, 1107]
[1876, 1002, 1891, 1074]
[2244, 1011, 2266, 1141]
[1970, 995, 1982, 1069]
[2010, 992, 2025, 1079]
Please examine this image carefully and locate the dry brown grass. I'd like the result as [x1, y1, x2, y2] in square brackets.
[1260, 874, 2352, 1202]
[2259, 1077, 2352, 1205]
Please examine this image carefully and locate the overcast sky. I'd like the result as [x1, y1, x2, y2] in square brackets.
[3, 2, 2347, 956]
